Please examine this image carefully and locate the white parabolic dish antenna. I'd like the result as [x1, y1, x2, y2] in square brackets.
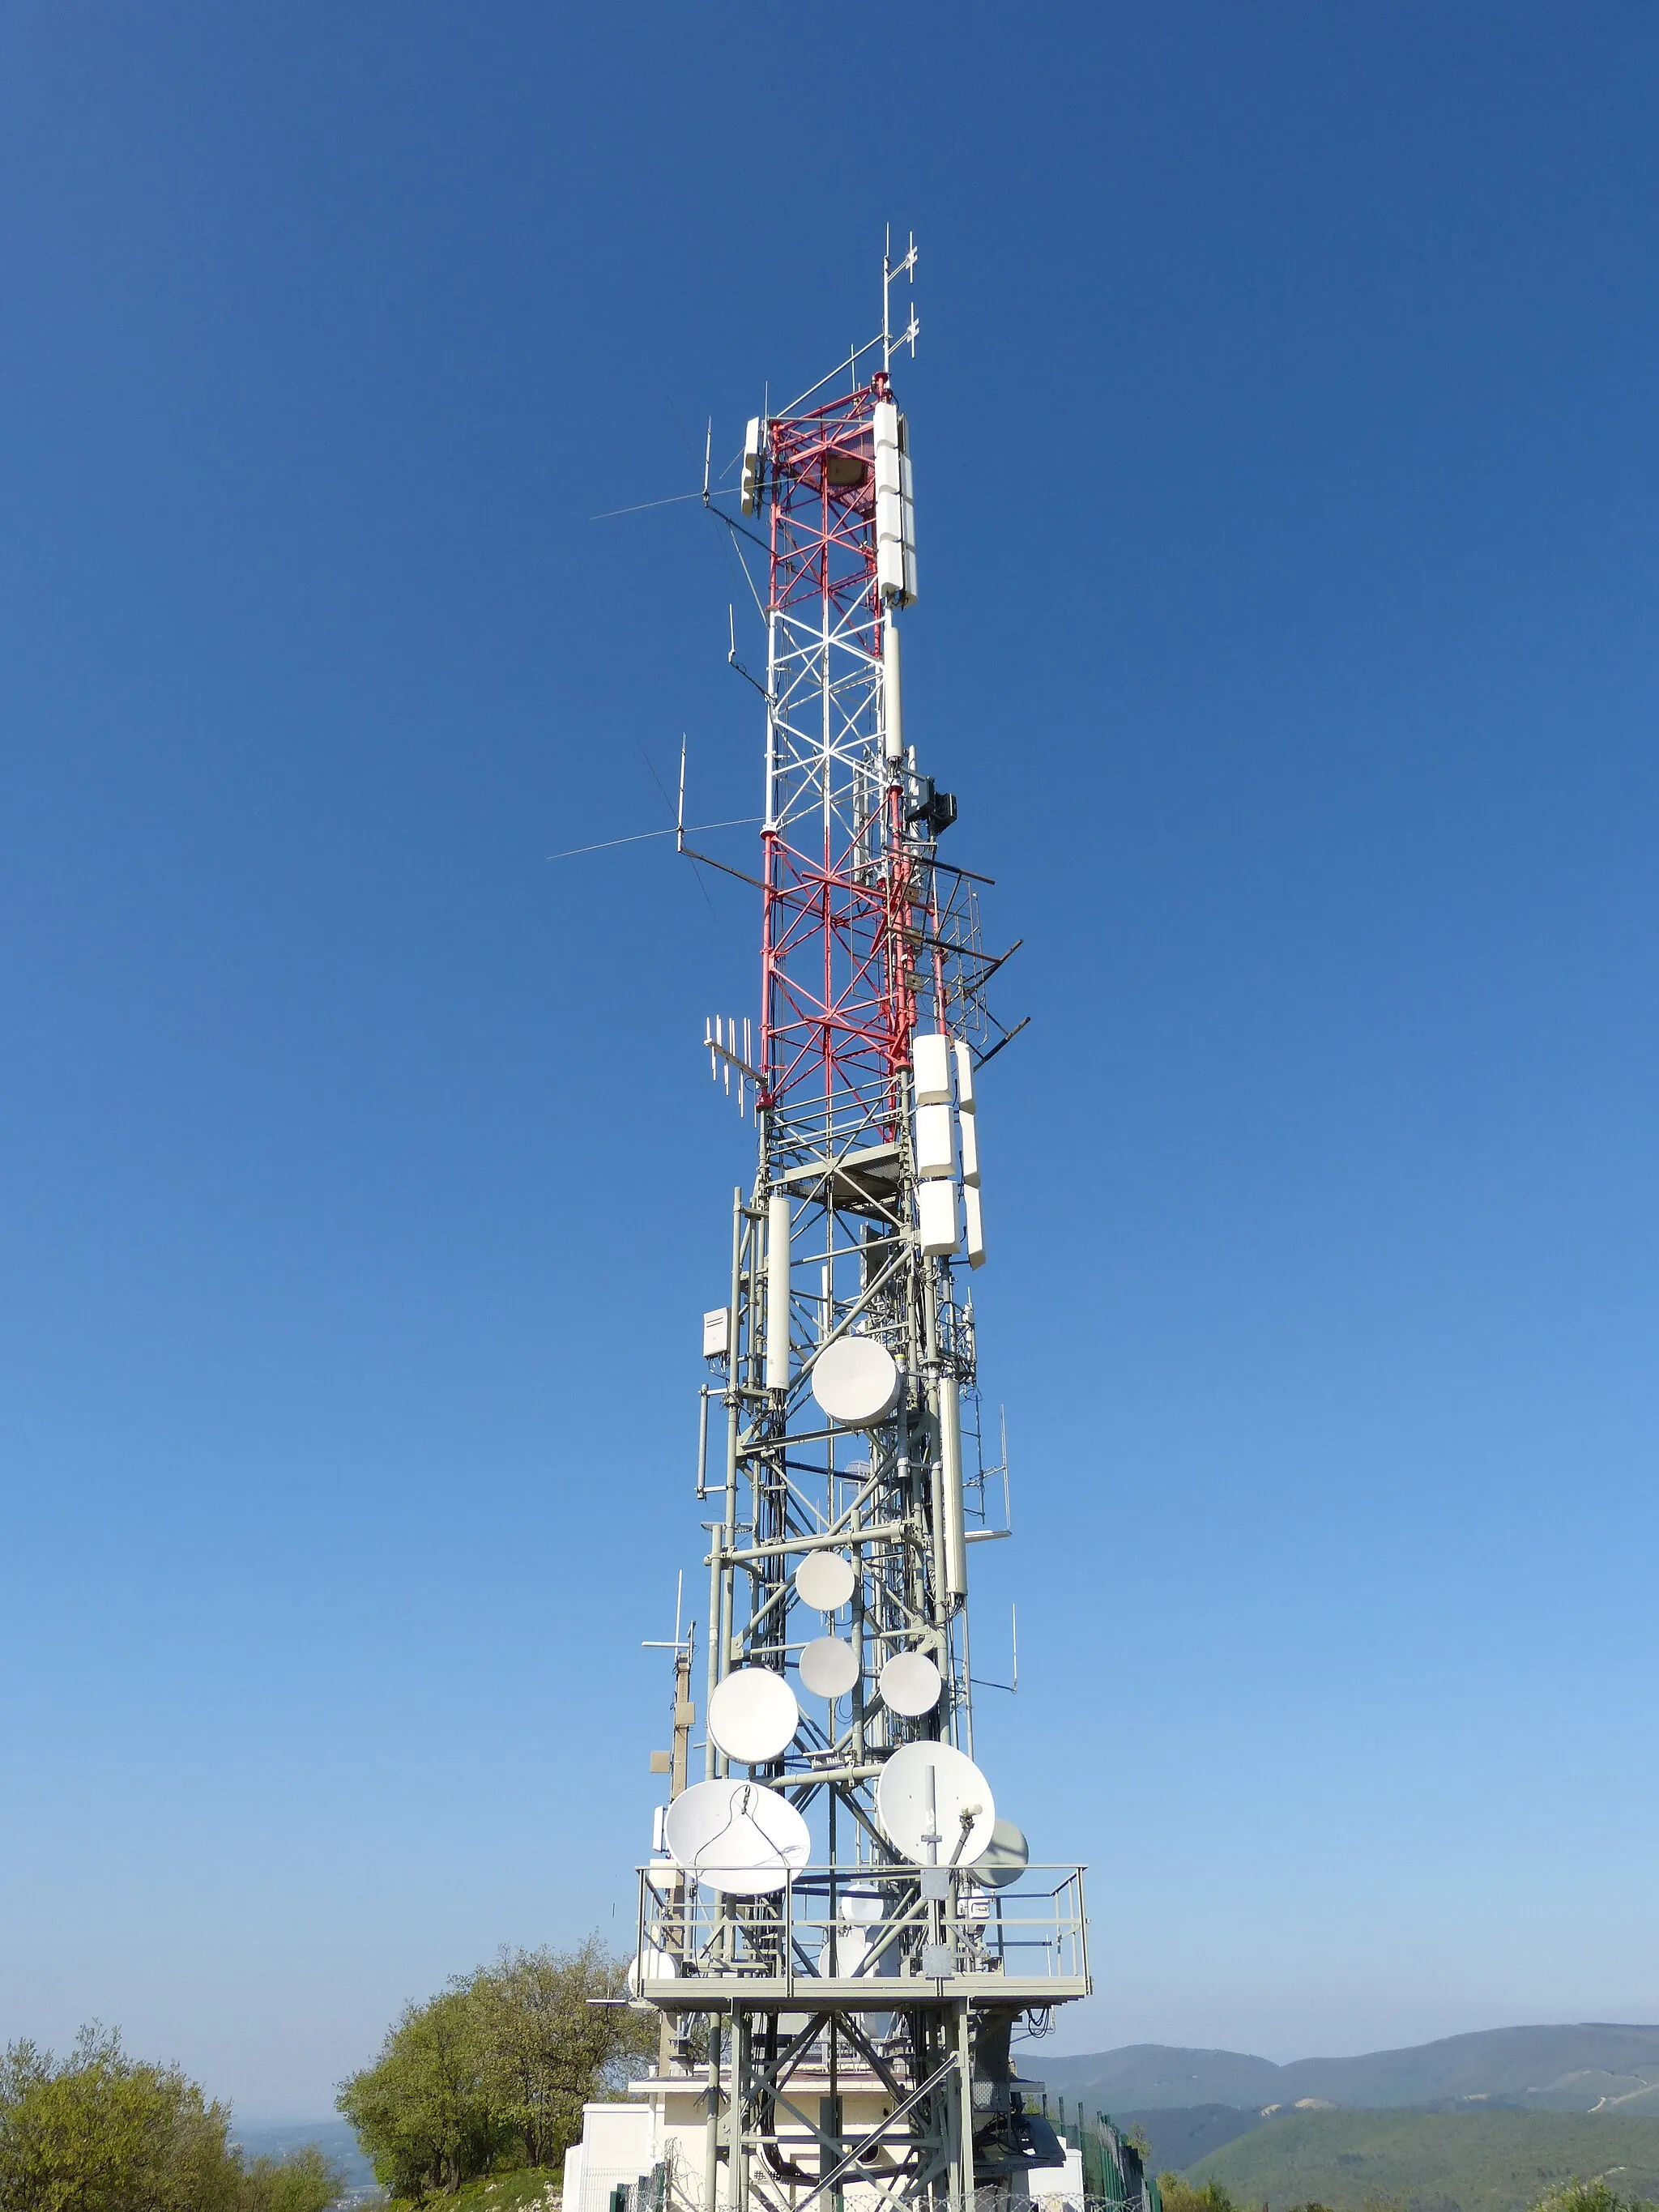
[875, 1741, 996, 1868]
[627, 1946, 680, 1993]
[800, 1637, 860, 1700]
[879, 1650, 942, 1716]
[794, 1549, 856, 1612]
[663, 1777, 810, 1894]
[966, 1818, 1029, 1890]
[707, 1667, 800, 1764]
[816, 1928, 874, 1977]
[811, 1336, 902, 1426]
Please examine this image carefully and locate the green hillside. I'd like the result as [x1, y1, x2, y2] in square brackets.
[1041, 2027, 1659, 2114]
[1119, 2107, 1269, 2172]
[1189, 2108, 1659, 2212]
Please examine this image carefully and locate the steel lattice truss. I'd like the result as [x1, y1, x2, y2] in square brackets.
[629, 344, 1092, 2212]
[761, 381, 914, 1168]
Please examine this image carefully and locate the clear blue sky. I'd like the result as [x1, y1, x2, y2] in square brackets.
[3, 0, 1658, 2123]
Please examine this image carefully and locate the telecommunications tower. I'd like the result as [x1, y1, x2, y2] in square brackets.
[563, 250, 1117, 2212]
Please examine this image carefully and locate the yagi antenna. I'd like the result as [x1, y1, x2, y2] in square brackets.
[704, 1013, 760, 1117]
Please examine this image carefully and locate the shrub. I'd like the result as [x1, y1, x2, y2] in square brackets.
[1159, 2176, 1239, 2212]
[0, 2026, 341, 2212]
[339, 1938, 654, 2203]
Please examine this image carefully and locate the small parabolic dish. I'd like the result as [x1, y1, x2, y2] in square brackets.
[816, 1928, 873, 1977]
[663, 1777, 811, 1894]
[874, 1741, 996, 1869]
[965, 1818, 1029, 1890]
[794, 1549, 856, 1612]
[800, 1637, 860, 1700]
[626, 1946, 680, 1994]
[810, 1336, 902, 1426]
[707, 1667, 800, 1764]
[878, 1650, 942, 1717]
[840, 1882, 884, 1924]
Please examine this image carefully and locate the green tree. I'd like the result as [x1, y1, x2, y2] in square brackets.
[467, 1940, 651, 2171]
[0, 2024, 239, 2212]
[238, 2144, 344, 2212]
[1158, 2178, 1239, 2212]
[1531, 2184, 1658, 2212]
[339, 1937, 655, 2201]
[339, 1987, 501, 2201]
[0, 2026, 341, 2212]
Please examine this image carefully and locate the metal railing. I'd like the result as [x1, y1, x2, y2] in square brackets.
[633, 1863, 1088, 2003]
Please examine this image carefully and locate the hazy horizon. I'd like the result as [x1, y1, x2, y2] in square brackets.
[219, 2018, 1659, 2130]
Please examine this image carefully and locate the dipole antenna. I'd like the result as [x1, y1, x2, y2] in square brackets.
[883, 227, 920, 373]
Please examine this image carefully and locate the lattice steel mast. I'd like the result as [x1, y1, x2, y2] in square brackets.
[580, 251, 1093, 2212]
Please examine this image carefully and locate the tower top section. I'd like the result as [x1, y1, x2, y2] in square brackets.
[707, 245, 1013, 1191]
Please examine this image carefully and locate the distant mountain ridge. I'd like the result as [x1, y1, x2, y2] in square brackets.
[1038, 2025, 1659, 2115]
